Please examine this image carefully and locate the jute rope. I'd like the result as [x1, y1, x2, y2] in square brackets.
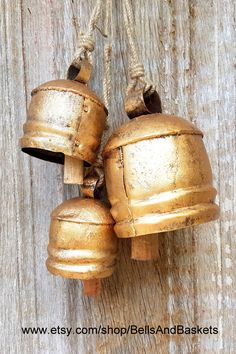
[73, 0, 103, 66]
[103, 0, 112, 112]
[81, 0, 112, 190]
[123, 0, 156, 94]
[94, 0, 112, 174]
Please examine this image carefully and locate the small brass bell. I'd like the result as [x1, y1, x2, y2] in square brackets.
[103, 89, 219, 260]
[20, 60, 107, 184]
[46, 197, 118, 296]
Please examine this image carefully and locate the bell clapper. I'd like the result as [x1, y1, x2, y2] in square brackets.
[131, 234, 159, 261]
[83, 279, 101, 296]
[64, 155, 84, 185]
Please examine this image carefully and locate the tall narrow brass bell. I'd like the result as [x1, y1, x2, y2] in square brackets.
[20, 61, 107, 184]
[103, 90, 219, 245]
[46, 198, 118, 295]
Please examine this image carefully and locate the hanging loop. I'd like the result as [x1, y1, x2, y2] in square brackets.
[81, 175, 99, 198]
[122, 0, 162, 117]
[125, 87, 162, 119]
[67, 58, 93, 83]
[68, 0, 103, 82]
[81, 165, 104, 199]
[75, 0, 112, 198]
[129, 63, 145, 80]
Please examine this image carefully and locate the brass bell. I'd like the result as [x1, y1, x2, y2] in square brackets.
[103, 89, 219, 260]
[20, 60, 107, 184]
[46, 197, 118, 296]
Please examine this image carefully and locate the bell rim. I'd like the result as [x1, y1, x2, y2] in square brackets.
[113, 203, 220, 238]
[20, 138, 96, 166]
[46, 258, 116, 280]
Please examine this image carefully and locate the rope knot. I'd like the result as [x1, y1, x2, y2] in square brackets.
[79, 34, 95, 52]
[129, 63, 145, 80]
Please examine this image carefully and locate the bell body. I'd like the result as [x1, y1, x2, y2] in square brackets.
[20, 80, 107, 165]
[46, 198, 118, 279]
[103, 114, 219, 238]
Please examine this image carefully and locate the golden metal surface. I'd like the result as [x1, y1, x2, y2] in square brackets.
[124, 88, 162, 119]
[67, 59, 92, 83]
[103, 113, 220, 238]
[46, 198, 118, 280]
[20, 79, 107, 167]
[80, 174, 99, 198]
[80, 165, 105, 198]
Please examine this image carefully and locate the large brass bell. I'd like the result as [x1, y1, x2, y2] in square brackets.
[20, 60, 107, 184]
[46, 197, 118, 296]
[103, 89, 220, 259]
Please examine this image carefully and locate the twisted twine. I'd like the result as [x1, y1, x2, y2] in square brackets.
[73, 0, 103, 66]
[123, 0, 156, 94]
[94, 0, 112, 178]
[81, 0, 112, 190]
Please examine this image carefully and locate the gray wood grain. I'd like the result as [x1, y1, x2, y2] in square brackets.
[0, 0, 235, 353]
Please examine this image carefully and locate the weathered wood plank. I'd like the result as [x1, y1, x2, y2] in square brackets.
[217, 0, 236, 352]
[0, 0, 235, 353]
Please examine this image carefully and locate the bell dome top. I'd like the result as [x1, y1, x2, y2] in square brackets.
[51, 198, 114, 225]
[103, 114, 203, 155]
[32, 80, 107, 111]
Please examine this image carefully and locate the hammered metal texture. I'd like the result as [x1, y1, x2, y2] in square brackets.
[20, 80, 107, 165]
[103, 114, 220, 238]
[46, 198, 118, 280]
